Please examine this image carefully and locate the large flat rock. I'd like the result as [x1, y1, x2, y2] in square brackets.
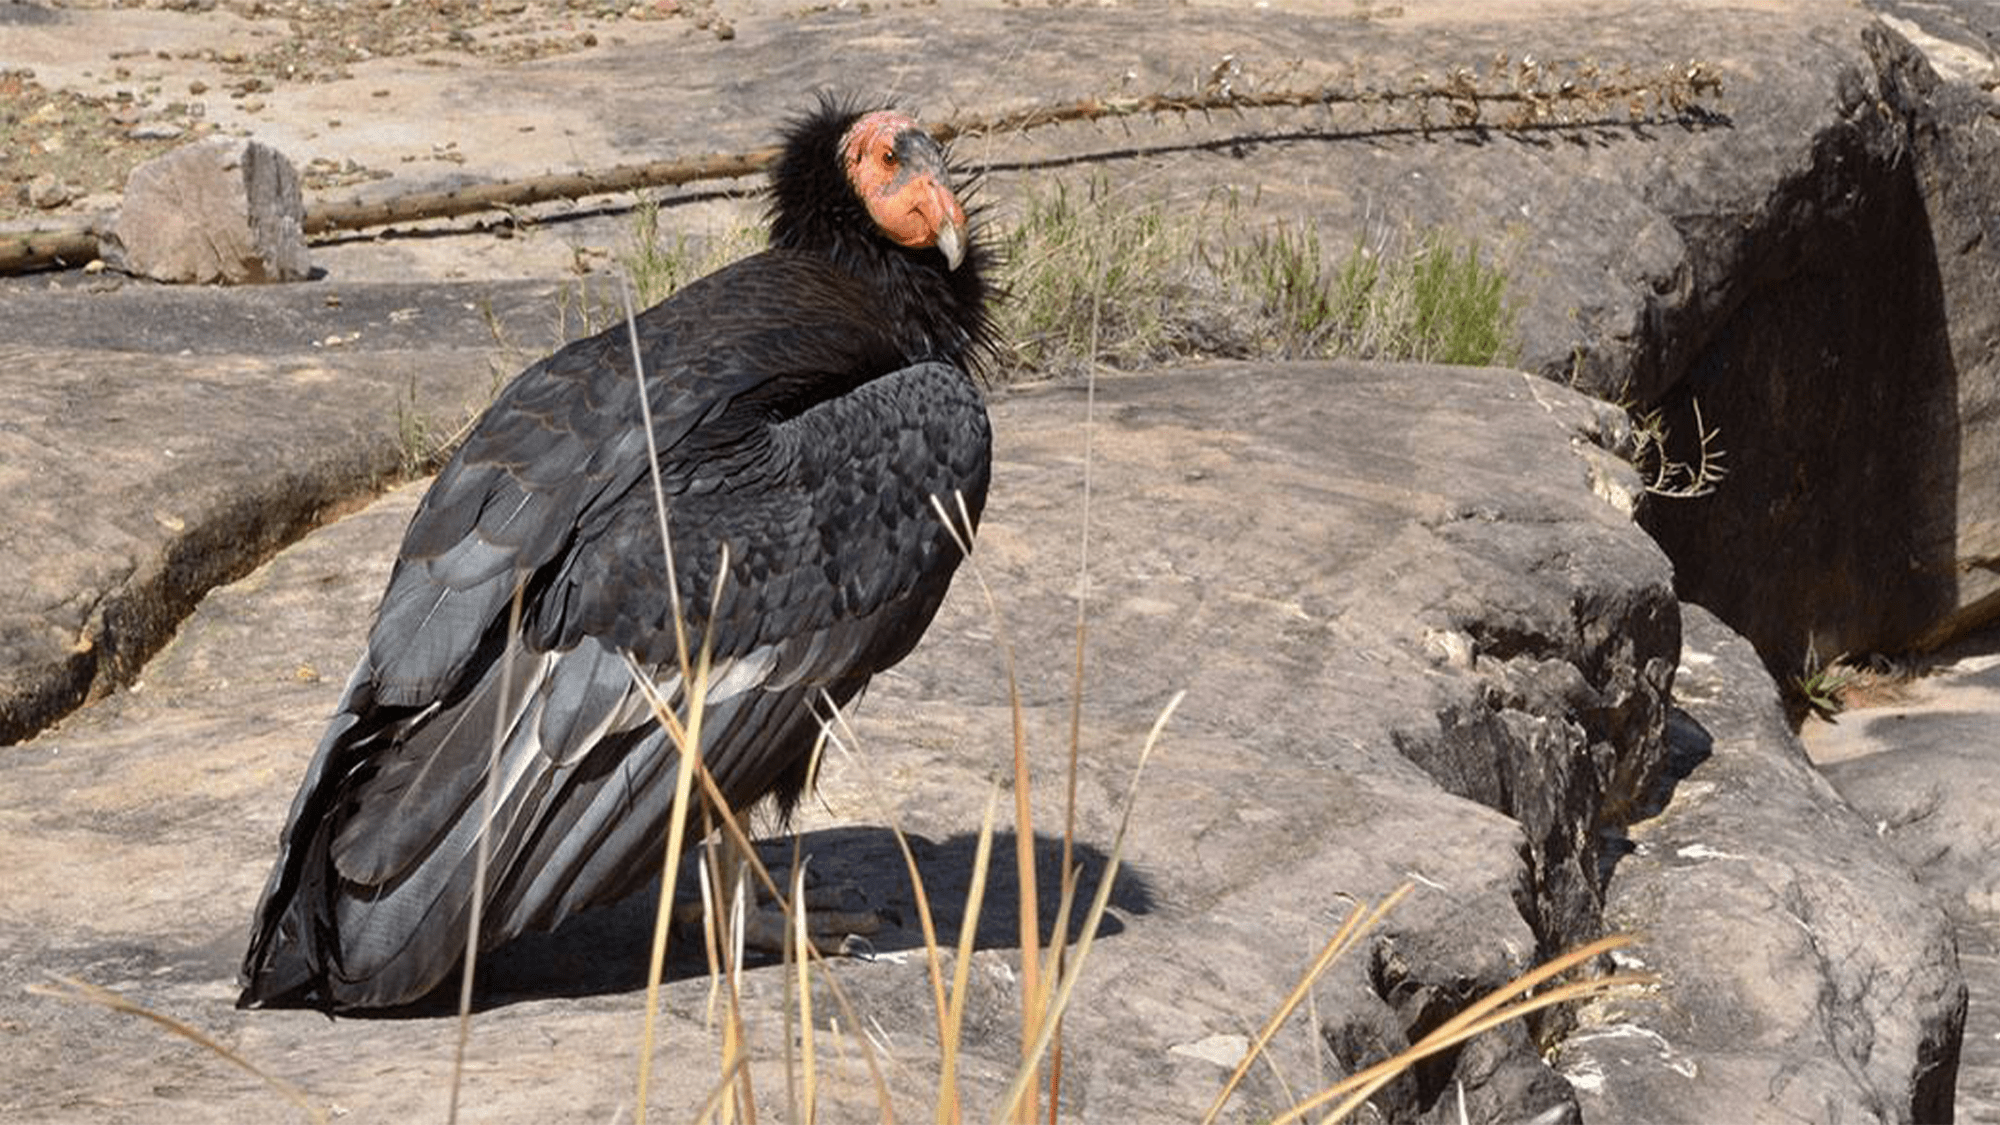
[1, 360, 1966, 1121]
[5, 360, 1673, 1122]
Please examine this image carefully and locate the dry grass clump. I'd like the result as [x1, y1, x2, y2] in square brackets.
[580, 178, 1524, 388]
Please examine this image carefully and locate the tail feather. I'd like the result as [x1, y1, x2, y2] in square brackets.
[236, 639, 775, 1010]
[238, 643, 567, 1009]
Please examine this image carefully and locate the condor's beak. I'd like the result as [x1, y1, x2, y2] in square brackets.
[933, 208, 966, 271]
[909, 172, 967, 270]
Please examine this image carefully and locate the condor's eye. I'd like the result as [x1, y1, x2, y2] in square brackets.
[881, 148, 898, 167]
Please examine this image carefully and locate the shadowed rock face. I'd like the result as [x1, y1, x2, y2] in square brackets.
[1634, 25, 2000, 677]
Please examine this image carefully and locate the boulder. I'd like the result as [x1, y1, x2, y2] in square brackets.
[104, 138, 311, 285]
[1558, 605, 1966, 1122]
[1632, 22, 2000, 672]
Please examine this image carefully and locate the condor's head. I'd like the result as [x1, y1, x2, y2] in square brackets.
[766, 95, 992, 364]
[837, 109, 969, 269]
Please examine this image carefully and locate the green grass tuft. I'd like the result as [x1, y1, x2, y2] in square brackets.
[992, 179, 1522, 382]
[596, 185, 1521, 387]
[995, 175, 1203, 380]
[621, 200, 764, 310]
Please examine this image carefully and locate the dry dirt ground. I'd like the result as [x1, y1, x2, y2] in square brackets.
[2, 0, 719, 219]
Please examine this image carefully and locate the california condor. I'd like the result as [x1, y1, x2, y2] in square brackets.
[238, 96, 994, 1011]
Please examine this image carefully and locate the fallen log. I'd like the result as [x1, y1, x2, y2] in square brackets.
[299, 145, 783, 236]
[1, 228, 104, 274]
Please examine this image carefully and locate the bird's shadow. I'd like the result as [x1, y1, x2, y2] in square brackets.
[347, 826, 1153, 1018]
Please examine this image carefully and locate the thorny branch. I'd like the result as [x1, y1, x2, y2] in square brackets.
[1, 56, 1721, 274]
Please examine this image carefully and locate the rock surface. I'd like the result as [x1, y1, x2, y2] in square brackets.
[0, 279, 569, 746]
[0, 0, 1989, 1119]
[104, 138, 311, 284]
[1802, 635, 2000, 1117]
[3, 359, 1677, 1123]
[1560, 605, 1966, 1123]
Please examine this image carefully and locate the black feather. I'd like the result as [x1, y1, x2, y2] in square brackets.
[238, 97, 994, 1011]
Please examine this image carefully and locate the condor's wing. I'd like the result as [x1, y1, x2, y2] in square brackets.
[238, 256, 990, 1010]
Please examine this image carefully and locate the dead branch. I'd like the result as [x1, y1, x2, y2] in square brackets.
[1, 229, 104, 274]
[300, 144, 783, 236]
[0, 59, 1720, 277]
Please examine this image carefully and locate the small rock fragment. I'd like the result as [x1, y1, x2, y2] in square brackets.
[26, 175, 74, 209]
[1168, 1033, 1250, 1069]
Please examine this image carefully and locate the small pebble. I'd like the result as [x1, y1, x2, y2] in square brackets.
[26, 174, 73, 209]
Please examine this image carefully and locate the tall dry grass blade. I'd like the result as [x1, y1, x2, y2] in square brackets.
[1002, 592, 1043, 1115]
[699, 854, 726, 1027]
[620, 276, 691, 676]
[1199, 883, 1413, 1125]
[617, 268, 711, 1125]
[29, 975, 326, 1125]
[1009, 723, 1042, 1124]
[722, 871, 756, 1125]
[993, 689, 1182, 1124]
[631, 552, 724, 1125]
[1064, 295, 1103, 872]
[784, 735, 829, 1125]
[783, 868, 801, 1125]
[928, 488, 1049, 1122]
[448, 581, 528, 1123]
[1316, 933, 1647, 1123]
[1033, 861, 1082, 1015]
[1310, 972, 1655, 1125]
[806, 943, 899, 1124]
[1307, 976, 1327, 1096]
[654, 693, 896, 1122]
[792, 859, 818, 1125]
[938, 785, 1003, 1125]
[818, 703, 954, 1069]
[692, 1054, 753, 1125]
[1044, 303, 1103, 1125]
[1417, 933, 1639, 1051]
